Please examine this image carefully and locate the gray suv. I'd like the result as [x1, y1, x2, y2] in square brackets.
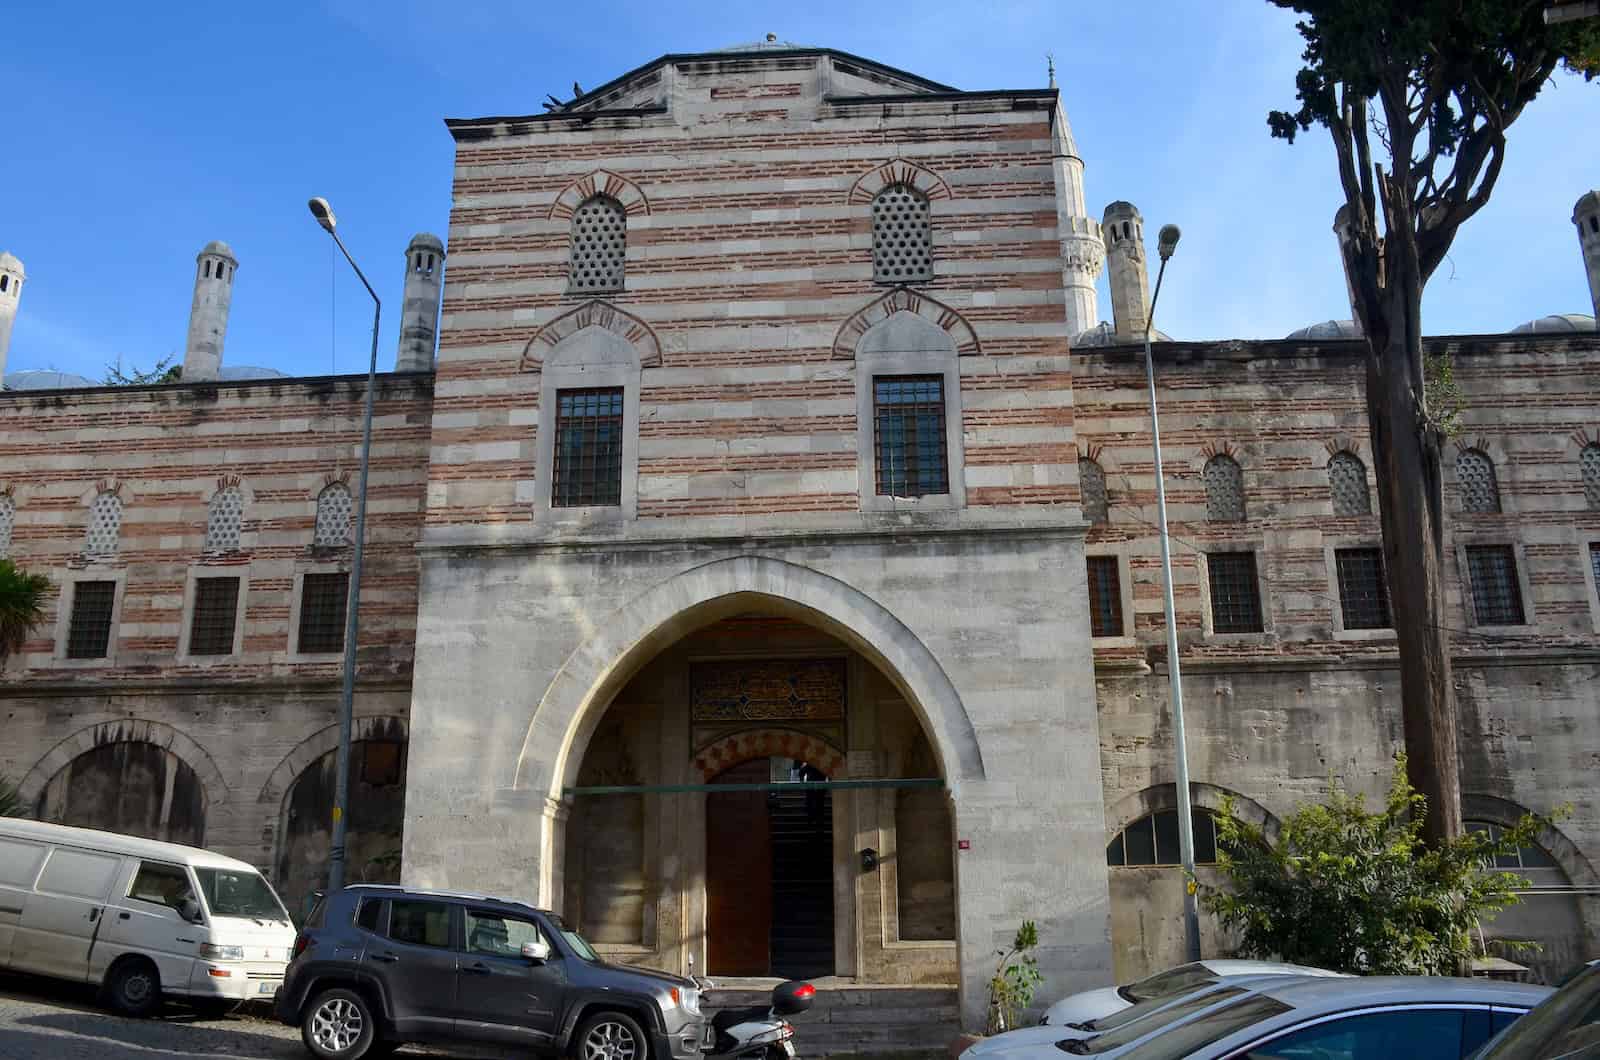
[275, 884, 704, 1060]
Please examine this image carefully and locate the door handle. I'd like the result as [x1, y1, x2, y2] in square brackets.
[87, 908, 100, 923]
[118, 912, 131, 921]
[463, 963, 492, 975]
[370, 952, 400, 963]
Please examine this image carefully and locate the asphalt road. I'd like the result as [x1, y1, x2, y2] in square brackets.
[0, 973, 521, 1059]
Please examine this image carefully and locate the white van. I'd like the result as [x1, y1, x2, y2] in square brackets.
[0, 818, 296, 1016]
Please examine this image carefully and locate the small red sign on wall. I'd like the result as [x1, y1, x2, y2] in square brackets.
[957, 839, 971, 850]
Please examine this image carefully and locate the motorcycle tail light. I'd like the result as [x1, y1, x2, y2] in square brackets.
[794, 984, 816, 1001]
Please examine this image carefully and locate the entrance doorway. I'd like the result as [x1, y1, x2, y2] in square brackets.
[706, 758, 835, 978]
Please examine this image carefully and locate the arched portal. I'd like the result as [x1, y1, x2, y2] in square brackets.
[33, 741, 208, 846]
[558, 605, 959, 983]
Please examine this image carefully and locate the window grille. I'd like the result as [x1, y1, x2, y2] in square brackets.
[873, 375, 949, 497]
[1328, 451, 1371, 516]
[1466, 545, 1525, 625]
[1334, 547, 1390, 629]
[0, 494, 13, 556]
[298, 571, 349, 653]
[314, 483, 353, 547]
[552, 388, 624, 508]
[1582, 445, 1600, 510]
[568, 195, 626, 293]
[1457, 449, 1501, 514]
[1202, 455, 1246, 522]
[871, 185, 932, 283]
[204, 486, 243, 553]
[1592, 543, 1600, 600]
[1086, 556, 1124, 637]
[1106, 810, 1220, 866]
[1466, 820, 1559, 870]
[1080, 459, 1109, 524]
[66, 580, 117, 659]
[1207, 551, 1263, 633]
[84, 492, 123, 556]
[188, 577, 240, 656]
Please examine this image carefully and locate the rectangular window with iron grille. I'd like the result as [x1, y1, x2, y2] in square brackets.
[1466, 545, 1526, 625]
[874, 375, 948, 497]
[552, 388, 624, 508]
[188, 576, 240, 656]
[1207, 551, 1264, 634]
[1334, 548, 1391, 630]
[1590, 543, 1600, 601]
[66, 580, 117, 659]
[297, 571, 349, 654]
[1087, 556, 1124, 637]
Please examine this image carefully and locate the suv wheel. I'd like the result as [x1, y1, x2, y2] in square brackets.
[302, 987, 376, 1059]
[575, 1010, 649, 1060]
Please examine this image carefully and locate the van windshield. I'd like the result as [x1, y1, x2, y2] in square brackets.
[194, 867, 290, 922]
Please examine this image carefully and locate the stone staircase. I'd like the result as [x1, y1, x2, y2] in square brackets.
[705, 982, 961, 1060]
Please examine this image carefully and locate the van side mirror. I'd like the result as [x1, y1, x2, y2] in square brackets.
[179, 898, 204, 924]
[521, 940, 551, 962]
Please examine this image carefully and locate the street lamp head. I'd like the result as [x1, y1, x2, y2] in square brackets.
[308, 197, 338, 234]
[1157, 224, 1181, 261]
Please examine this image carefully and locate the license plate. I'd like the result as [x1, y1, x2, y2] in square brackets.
[258, 981, 281, 995]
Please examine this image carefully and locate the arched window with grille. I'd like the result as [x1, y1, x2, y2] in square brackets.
[1457, 448, 1501, 514]
[84, 492, 123, 557]
[1079, 459, 1108, 524]
[1328, 450, 1371, 516]
[204, 486, 244, 553]
[1106, 809, 1224, 866]
[1203, 454, 1246, 522]
[313, 482, 353, 547]
[0, 494, 14, 556]
[568, 195, 627, 293]
[872, 185, 932, 284]
[1582, 444, 1600, 510]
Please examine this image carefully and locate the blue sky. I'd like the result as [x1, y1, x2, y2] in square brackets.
[5, 1, 1597, 381]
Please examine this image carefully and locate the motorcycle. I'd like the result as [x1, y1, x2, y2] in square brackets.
[699, 978, 815, 1059]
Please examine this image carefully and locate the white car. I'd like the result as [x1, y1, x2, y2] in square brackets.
[1041, 959, 1346, 1026]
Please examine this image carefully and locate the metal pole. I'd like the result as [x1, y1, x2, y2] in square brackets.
[323, 228, 380, 894]
[1143, 255, 1202, 962]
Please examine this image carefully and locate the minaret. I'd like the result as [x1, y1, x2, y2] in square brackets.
[0, 252, 23, 381]
[183, 241, 237, 381]
[1575, 189, 1600, 319]
[1050, 97, 1102, 336]
[396, 233, 446, 372]
[1331, 205, 1365, 335]
[1102, 202, 1150, 341]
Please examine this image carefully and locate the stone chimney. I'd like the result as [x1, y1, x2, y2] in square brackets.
[396, 233, 446, 372]
[1575, 189, 1600, 320]
[183, 241, 237, 381]
[1102, 201, 1150, 341]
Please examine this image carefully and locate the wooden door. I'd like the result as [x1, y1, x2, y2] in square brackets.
[706, 758, 772, 975]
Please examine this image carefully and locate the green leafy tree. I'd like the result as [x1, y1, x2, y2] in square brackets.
[103, 354, 181, 386]
[0, 557, 50, 666]
[1200, 757, 1554, 975]
[1266, 1, 1599, 846]
[986, 920, 1043, 1034]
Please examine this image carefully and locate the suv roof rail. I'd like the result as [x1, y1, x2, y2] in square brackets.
[344, 882, 550, 912]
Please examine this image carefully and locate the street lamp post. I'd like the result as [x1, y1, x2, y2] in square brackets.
[1142, 223, 1202, 962]
[307, 196, 381, 895]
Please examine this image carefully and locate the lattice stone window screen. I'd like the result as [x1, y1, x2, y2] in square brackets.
[1582, 445, 1600, 510]
[872, 185, 932, 283]
[1457, 449, 1501, 514]
[1328, 451, 1371, 516]
[568, 195, 627, 293]
[84, 492, 123, 556]
[1080, 459, 1109, 524]
[314, 483, 353, 547]
[0, 495, 13, 556]
[1203, 455, 1246, 522]
[204, 487, 243, 553]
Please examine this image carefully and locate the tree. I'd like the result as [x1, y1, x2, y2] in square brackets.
[1200, 757, 1552, 976]
[0, 775, 24, 817]
[1266, 2, 1599, 846]
[103, 354, 181, 385]
[0, 557, 50, 666]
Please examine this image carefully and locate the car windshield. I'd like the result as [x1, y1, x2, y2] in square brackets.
[1059, 988, 1248, 1054]
[547, 913, 599, 962]
[1122, 963, 1219, 1004]
[1115, 994, 1294, 1060]
[194, 867, 290, 922]
[1081, 985, 1226, 1033]
[1475, 964, 1600, 1060]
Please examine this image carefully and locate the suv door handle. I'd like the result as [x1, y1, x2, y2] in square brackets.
[371, 952, 400, 963]
[463, 963, 492, 975]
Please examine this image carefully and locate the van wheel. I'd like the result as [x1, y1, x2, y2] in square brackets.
[302, 987, 377, 1059]
[104, 958, 162, 1018]
[574, 1010, 649, 1060]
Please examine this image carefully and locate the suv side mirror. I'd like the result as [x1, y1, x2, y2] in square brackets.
[178, 898, 204, 924]
[521, 940, 551, 962]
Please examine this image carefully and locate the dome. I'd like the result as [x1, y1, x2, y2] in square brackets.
[0, 251, 22, 276]
[712, 37, 811, 52]
[406, 232, 445, 253]
[1285, 319, 1362, 341]
[198, 240, 236, 260]
[3, 369, 96, 391]
[1509, 313, 1596, 334]
[217, 365, 288, 381]
[1072, 321, 1171, 348]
